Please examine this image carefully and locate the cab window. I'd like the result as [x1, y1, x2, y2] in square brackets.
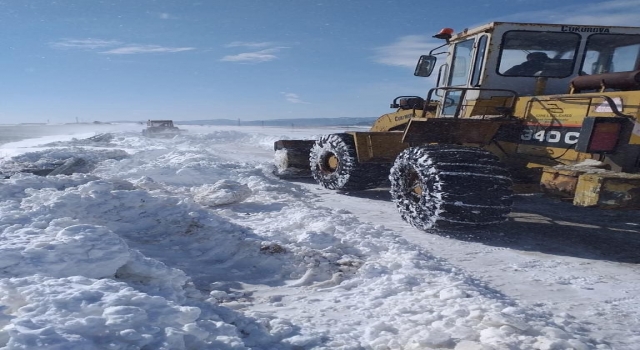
[470, 35, 488, 86]
[581, 34, 640, 74]
[497, 31, 581, 77]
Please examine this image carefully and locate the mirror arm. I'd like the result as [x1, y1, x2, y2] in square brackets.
[429, 42, 449, 56]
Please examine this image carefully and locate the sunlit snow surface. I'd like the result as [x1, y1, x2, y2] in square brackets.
[0, 124, 631, 349]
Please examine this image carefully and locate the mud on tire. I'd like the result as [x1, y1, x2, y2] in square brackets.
[389, 145, 513, 230]
[310, 133, 389, 191]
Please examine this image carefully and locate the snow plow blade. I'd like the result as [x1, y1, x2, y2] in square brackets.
[273, 140, 316, 178]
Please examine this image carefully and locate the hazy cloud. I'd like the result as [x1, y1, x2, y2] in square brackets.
[221, 47, 288, 63]
[158, 13, 178, 20]
[51, 38, 194, 55]
[373, 35, 440, 69]
[100, 45, 195, 55]
[222, 41, 290, 63]
[281, 92, 309, 104]
[225, 41, 276, 48]
[50, 39, 122, 50]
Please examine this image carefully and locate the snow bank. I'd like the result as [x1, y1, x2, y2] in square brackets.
[0, 129, 611, 349]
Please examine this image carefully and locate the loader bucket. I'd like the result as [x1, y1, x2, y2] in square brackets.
[273, 140, 316, 178]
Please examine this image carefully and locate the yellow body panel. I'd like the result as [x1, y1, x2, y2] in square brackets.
[465, 96, 516, 118]
[574, 172, 640, 208]
[520, 97, 591, 127]
[514, 145, 587, 163]
[540, 167, 591, 198]
[514, 92, 640, 137]
[540, 166, 640, 208]
[402, 118, 513, 145]
[351, 132, 409, 163]
[369, 101, 438, 132]
[369, 110, 419, 132]
[464, 91, 640, 168]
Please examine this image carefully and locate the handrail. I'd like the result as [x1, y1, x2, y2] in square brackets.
[422, 87, 519, 119]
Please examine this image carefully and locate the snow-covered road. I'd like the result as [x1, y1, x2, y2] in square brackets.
[0, 124, 638, 349]
[208, 125, 640, 349]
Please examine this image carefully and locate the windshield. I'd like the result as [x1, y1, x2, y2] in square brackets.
[498, 31, 581, 77]
[581, 34, 640, 74]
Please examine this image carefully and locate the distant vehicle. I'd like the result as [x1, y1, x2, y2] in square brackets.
[142, 120, 181, 137]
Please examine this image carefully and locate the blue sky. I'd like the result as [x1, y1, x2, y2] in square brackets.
[2, 0, 639, 124]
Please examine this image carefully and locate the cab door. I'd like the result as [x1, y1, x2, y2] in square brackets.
[439, 35, 488, 117]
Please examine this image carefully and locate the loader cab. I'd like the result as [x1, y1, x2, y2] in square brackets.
[415, 22, 640, 118]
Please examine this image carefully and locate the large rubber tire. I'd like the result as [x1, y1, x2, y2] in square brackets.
[389, 145, 513, 231]
[310, 133, 389, 191]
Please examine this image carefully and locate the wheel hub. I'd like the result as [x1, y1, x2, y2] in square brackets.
[406, 168, 423, 202]
[321, 152, 339, 173]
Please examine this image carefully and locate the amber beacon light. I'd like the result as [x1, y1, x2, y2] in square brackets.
[433, 28, 454, 40]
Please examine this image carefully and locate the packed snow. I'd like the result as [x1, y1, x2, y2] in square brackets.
[0, 124, 638, 349]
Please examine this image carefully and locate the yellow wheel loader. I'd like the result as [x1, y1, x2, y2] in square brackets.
[274, 22, 640, 231]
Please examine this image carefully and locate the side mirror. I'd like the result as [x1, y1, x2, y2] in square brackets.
[414, 55, 437, 77]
